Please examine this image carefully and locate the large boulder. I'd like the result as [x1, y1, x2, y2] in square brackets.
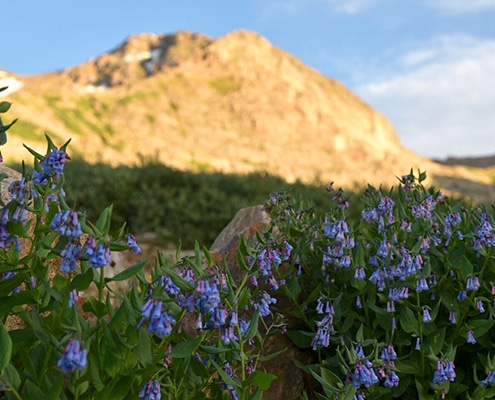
[210, 205, 315, 400]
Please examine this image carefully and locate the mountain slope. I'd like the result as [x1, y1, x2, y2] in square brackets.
[2, 30, 494, 200]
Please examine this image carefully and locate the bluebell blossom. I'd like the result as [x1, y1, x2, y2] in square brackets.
[50, 210, 82, 239]
[416, 278, 429, 293]
[411, 196, 437, 220]
[415, 338, 421, 351]
[354, 267, 366, 280]
[355, 344, 366, 358]
[68, 289, 79, 308]
[196, 280, 220, 313]
[33, 149, 68, 185]
[433, 360, 456, 384]
[457, 290, 467, 300]
[466, 277, 480, 292]
[0, 225, 20, 250]
[467, 330, 476, 344]
[377, 239, 391, 257]
[60, 242, 82, 273]
[159, 275, 181, 296]
[449, 309, 457, 324]
[352, 360, 379, 388]
[126, 234, 142, 254]
[480, 371, 495, 386]
[139, 379, 161, 400]
[422, 308, 432, 323]
[400, 218, 412, 232]
[253, 291, 277, 317]
[205, 309, 227, 329]
[57, 339, 87, 373]
[388, 287, 409, 301]
[476, 299, 485, 313]
[148, 309, 176, 338]
[384, 371, 400, 387]
[381, 344, 397, 361]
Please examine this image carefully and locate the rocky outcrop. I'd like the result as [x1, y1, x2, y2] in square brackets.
[210, 205, 315, 400]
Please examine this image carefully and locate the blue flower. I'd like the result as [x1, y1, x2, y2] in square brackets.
[352, 360, 379, 388]
[416, 278, 429, 292]
[253, 291, 277, 317]
[433, 360, 456, 384]
[68, 289, 79, 308]
[85, 237, 111, 268]
[467, 329, 476, 344]
[384, 370, 400, 387]
[50, 210, 83, 239]
[480, 371, 495, 386]
[422, 308, 432, 323]
[60, 242, 82, 273]
[139, 379, 161, 400]
[57, 339, 87, 373]
[380, 345, 397, 361]
[196, 280, 220, 313]
[159, 275, 180, 296]
[126, 234, 142, 254]
[466, 276, 481, 291]
[355, 344, 366, 358]
[33, 149, 68, 185]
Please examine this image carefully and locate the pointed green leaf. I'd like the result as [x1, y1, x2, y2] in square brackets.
[0, 324, 12, 370]
[171, 336, 202, 358]
[244, 370, 278, 391]
[105, 260, 147, 283]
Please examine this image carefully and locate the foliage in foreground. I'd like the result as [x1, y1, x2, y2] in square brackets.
[0, 100, 284, 399]
[261, 172, 495, 399]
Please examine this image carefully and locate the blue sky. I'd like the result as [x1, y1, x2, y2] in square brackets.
[1, 0, 495, 159]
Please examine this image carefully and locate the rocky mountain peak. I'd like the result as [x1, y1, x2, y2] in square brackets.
[65, 31, 212, 88]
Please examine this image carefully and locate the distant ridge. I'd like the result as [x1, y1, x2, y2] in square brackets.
[436, 155, 495, 168]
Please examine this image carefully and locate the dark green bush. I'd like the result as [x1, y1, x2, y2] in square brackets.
[52, 159, 346, 247]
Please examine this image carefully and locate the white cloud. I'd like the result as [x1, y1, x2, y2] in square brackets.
[425, 0, 495, 14]
[354, 35, 495, 158]
[262, 0, 383, 15]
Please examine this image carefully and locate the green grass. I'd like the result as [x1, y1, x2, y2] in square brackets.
[209, 77, 240, 95]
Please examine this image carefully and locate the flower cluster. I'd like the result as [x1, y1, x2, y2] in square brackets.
[261, 170, 495, 398]
[57, 339, 87, 373]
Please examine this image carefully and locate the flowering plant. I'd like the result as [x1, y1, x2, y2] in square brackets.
[257, 172, 495, 399]
[0, 102, 283, 399]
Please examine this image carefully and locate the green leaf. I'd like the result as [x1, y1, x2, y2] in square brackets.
[199, 345, 230, 354]
[210, 358, 242, 390]
[400, 306, 419, 335]
[244, 309, 259, 339]
[105, 260, 146, 283]
[171, 336, 202, 358]
[286, 329, 313, 349]
[95, 205, 113, 234]
[470, 319, 495, 338]
[0, 101, 11, 113]
[82, 295, 109, 319]
[72, 267, 96, 291]
[23, 380, 46, 400]
[0, 324, 12, 370]
[244, 370, 278, 391]
[3, 364, 21, 390]
[309, 367, 341, 396]
[135, 328, 153, 366]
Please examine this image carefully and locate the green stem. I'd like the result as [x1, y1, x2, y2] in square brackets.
[98, 267, 105, 302]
